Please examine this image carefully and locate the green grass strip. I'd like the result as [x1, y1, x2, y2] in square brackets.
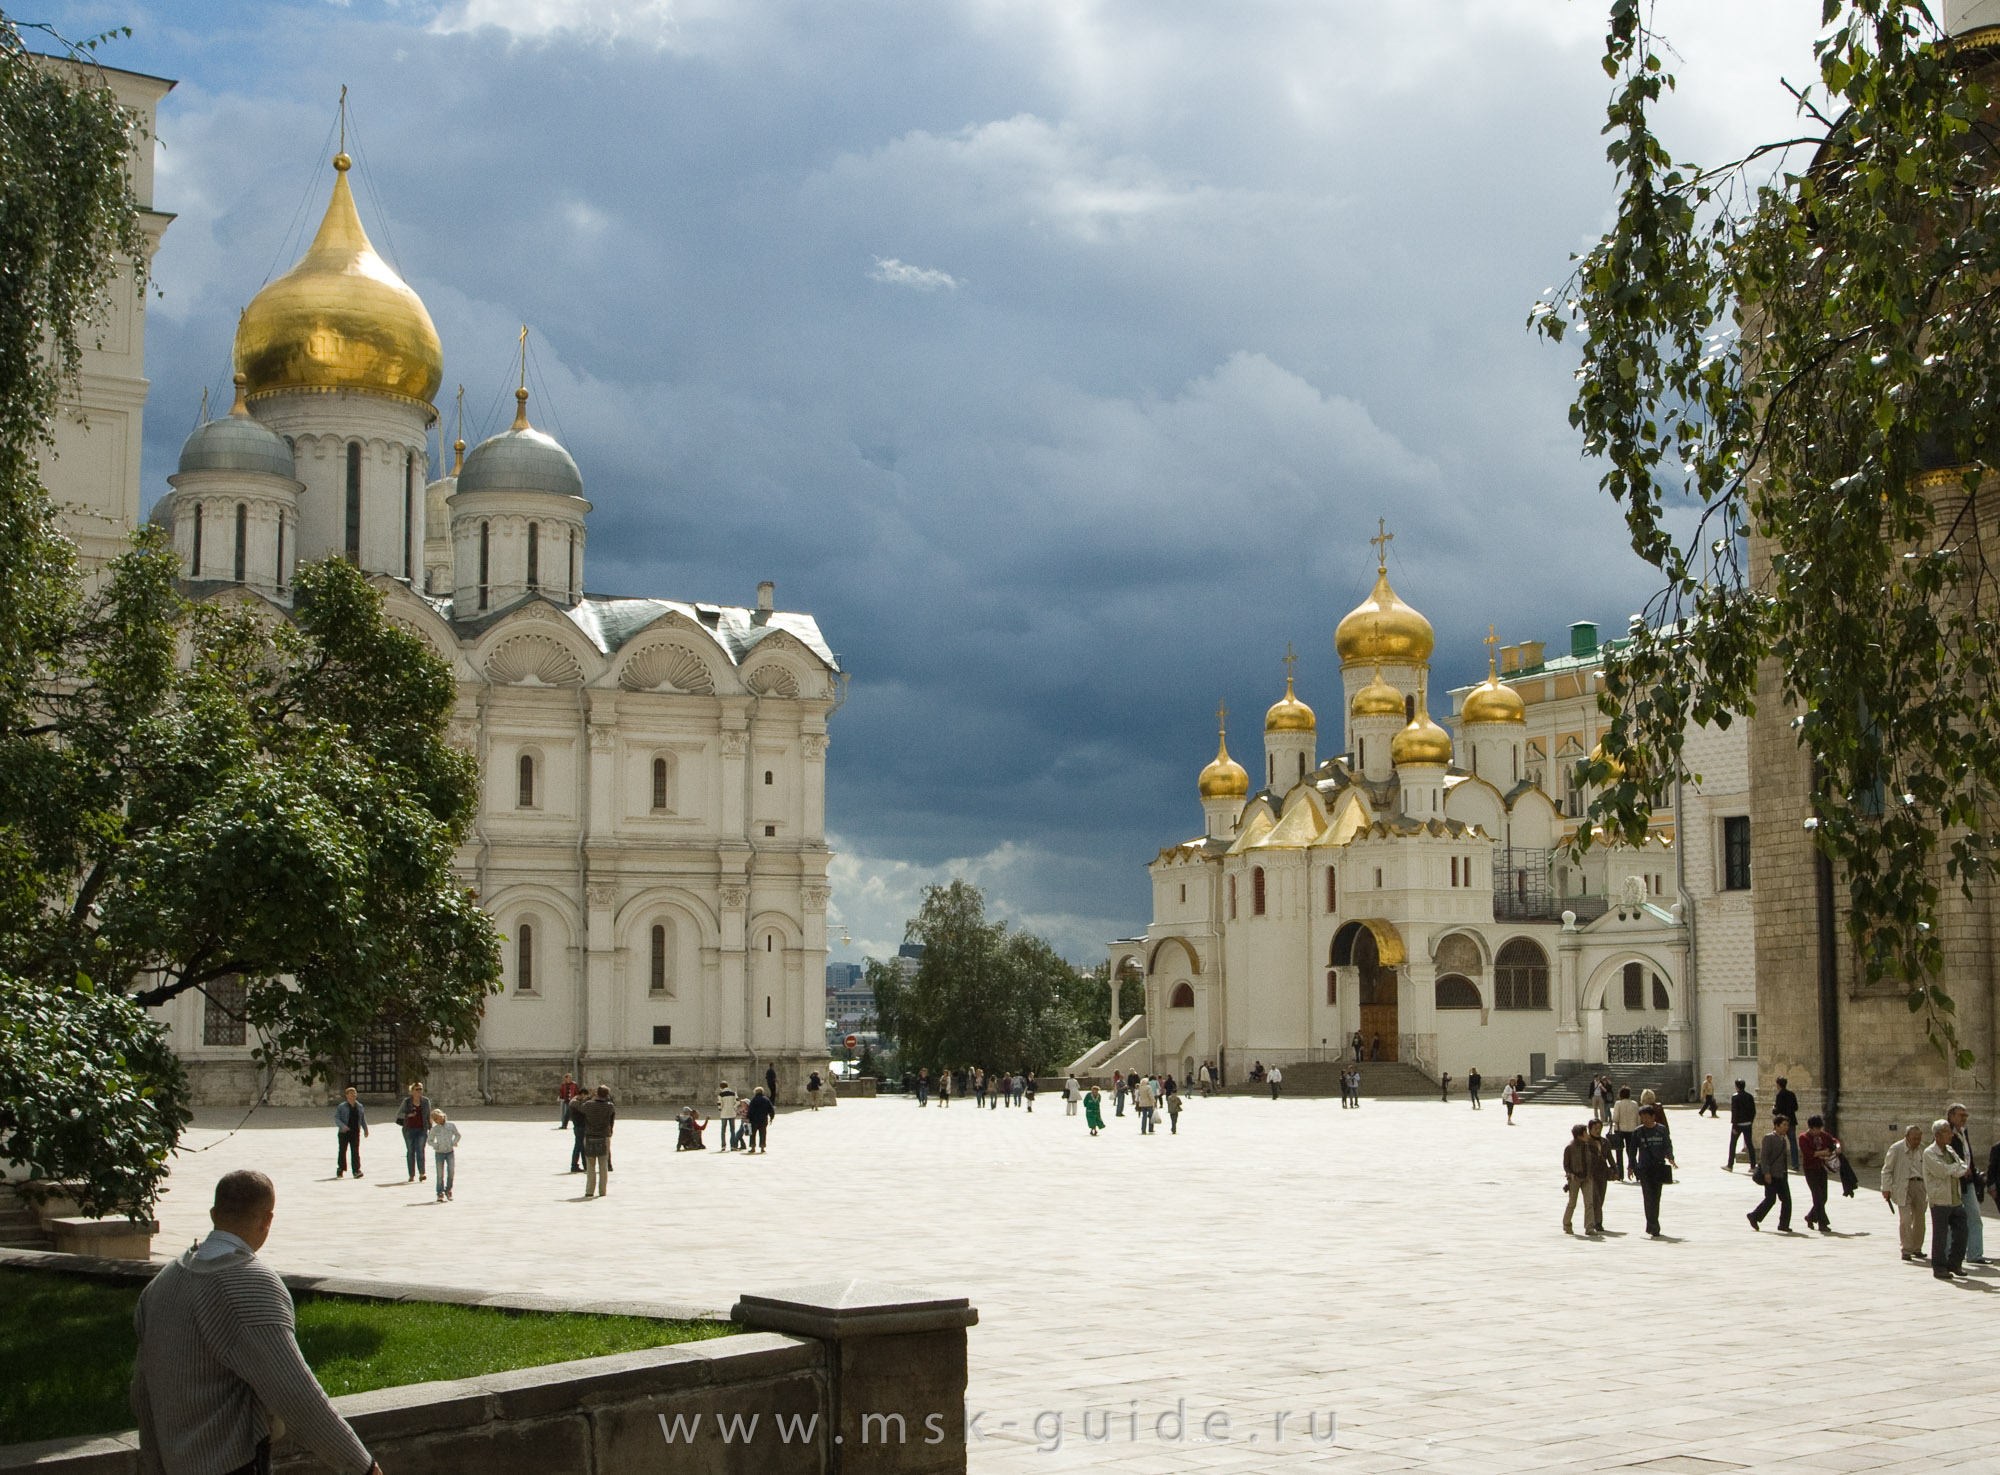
[0, 1266, 733, 1446]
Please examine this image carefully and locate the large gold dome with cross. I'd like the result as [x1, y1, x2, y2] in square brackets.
[234, 153, 443, 409]
[1335, 566, 1434, 667]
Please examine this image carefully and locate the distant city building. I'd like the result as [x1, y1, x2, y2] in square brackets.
[826, 960, 874, 1035]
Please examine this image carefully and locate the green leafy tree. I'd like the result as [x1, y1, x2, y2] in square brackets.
[871, 880, 1091, 1075]
[0, 18, 501, 1213]
[1534, 1, 2000, 1062]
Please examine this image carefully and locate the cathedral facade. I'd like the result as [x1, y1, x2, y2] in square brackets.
[72, 134, 841, 1105]
[1095, 546, 1704, 1094]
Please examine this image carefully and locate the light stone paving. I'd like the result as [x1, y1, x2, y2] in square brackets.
[155, 1095, 2000, 1473]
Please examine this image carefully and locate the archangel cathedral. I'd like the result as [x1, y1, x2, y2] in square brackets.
[1086, 537, 1757, 1099]
[48, 92, 841, 1106]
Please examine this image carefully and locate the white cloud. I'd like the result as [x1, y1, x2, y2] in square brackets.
[431, 0, 683, 45]
[869, 257, 959, 292]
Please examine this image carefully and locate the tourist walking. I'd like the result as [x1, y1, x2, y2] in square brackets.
[1583, 1120, 1612, 1233]
[1352, 1030, 1365, 1062]
[132, 1171, 384, 1475]
[1500, 1077, 1520, 1125]
[1083, 1086, 1104, 1135]
[334, 1087, 367, 1178]
[1799, 1115, 1841, 1233]
[973, 1067, 986, 1107]
[426, 1110, 460, 1202]
[1881, 1124, 1929, 1261]
[1268, 1064, 1283, 1100]
[1588, 1075, 1606, 1124]
[1924, 1119, 1971, 1278]
[1947, 1103, 1986, 1262]
[578, 1085, 616, 1197]
[1166, 1084, 1183, 1135]
[557, 1072, 579, 1127]
[1198, 1061, 1212, 1096]
[568, 1090, 589, 1172]
[1699, 1073, 1718, 1117]
[1467, 1068, 1482, 1109]
[807, 1070, 823, 1108]
[1773, 1078, 1801, 1168]
[718, 1081, 740, 1149]
[398, 1082, 432, 1183]
[1611, 1088, 1640, 1179]
[746, 1087, 774, 1152]
[1725, 1079, 1756, 1168]
[937, 1069, 951, 1108]
[1135, 1075, 1157, 1134]
[915, 1067, 930, 1106]
[1065, 1074, 1081, 1116]
[765, 1064, 778, 1106]
[1747, 1114, 1793, 1232]
[1023, 1074, 1037, 1111]
[1113, 1070, 1126, 1116]
[1630, 1105, 1676, 1238]
[1440, 1071, 1452, 1103]
[1562, 1124, 1591, 1234]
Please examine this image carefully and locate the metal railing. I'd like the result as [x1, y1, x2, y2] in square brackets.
[1607, 1026, 1669, 1064]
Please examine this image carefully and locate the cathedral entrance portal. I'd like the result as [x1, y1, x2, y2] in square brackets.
[1334, 921, 1400, 1062]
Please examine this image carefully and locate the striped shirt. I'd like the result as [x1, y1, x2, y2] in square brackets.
[131, 1232, 372, 1475]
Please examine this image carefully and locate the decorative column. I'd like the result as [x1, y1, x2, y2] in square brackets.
[719, 882, 749, 1052]
[1402, 951, 1437, 1076]
[801, 730, 829, 844]
[1556, 913, 1585, 1065]
[585, 880, 618, 1058]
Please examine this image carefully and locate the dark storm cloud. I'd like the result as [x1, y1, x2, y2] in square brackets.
[73, 0, 1820, 959]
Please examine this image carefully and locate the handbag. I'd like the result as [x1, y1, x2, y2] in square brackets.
[1751, 1163, 1767, 1187]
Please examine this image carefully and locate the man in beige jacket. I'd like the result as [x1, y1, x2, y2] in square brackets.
[1880, 1124, 1928, 1262]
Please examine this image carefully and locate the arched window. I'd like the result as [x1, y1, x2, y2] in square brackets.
[1326, 971, 1337, 1005]
[1435, 975, 1481, 1010]
[1326, 868, 1337, 913]
[652, 757, 670, 811]
[344, 441, 362, 562]
[649, 923, 668, 993]
[233, 503, 247, 582]
[1252, 867, 1266, 916]
[1494, 939, 1549, 1010]
[516, 921, 536, 992]
[478, 520, 491, 611]
[527, 521, 540, 591]
[1297, 752, 1305, 782]
[1169, 982, 1195, 1008]
[1653, 973, 1669, 1011]
[517, 752, 536, 808]
[1623, 961, 1644, 1008]
[1405, 694, 1415, 722]
[1435, 933, 1482, 976]
[764, 770, 774, 785]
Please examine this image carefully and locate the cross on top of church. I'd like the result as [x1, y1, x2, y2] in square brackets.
[1216, 699, 1228, 736]
[1283, 643, 1297, 681]
[1370, 518, 1393, 571]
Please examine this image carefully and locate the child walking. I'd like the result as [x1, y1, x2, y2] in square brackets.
[427, 1109, 461, 1201]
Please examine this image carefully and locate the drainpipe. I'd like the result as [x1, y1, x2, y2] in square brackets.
[1674, 776, 1697, 1102]
[1815, 837, 1841, 1138]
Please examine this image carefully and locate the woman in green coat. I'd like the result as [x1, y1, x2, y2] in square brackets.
[1083, 1087, 1105, 1136]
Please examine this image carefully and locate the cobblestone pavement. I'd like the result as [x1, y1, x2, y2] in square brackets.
[158, 1094, 2000, 1473]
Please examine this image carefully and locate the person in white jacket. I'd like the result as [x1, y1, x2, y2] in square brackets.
[426, 1109, 462, 1202]
[1880, 1124, 1928, 1261]
[1923, 1120, 1972, 1279]
[1063, 1075, 1081, 1116]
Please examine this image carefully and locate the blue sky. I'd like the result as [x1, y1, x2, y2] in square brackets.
[57, 0, 1822, 963]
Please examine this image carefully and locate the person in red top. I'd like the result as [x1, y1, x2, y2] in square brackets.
[1799, 1114, 1842, 1234]
[557, 1072, 581, 1128]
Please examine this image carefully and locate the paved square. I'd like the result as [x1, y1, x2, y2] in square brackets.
[156, 1094, 2000, 1472]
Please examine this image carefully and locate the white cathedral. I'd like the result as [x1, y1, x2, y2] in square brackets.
[1086, 541, 1707, 1094]
[52, 89, 841, 1107]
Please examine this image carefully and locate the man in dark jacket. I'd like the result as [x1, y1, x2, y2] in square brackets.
[1630, 1106, 1676, 1238]
[1748, 1114, 1794, 1232]
[764, 1065, 778, 1105]
[1725, 1080, 1756, 1169]
[746, 1087, 775, 1153]
[334, 1088, 367, 1179]
[1773, 1078, 1801, 1169]
[578, 1085, 616, 1198]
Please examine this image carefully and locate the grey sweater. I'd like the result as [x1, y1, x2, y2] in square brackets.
[131, 1235, 373, 1475]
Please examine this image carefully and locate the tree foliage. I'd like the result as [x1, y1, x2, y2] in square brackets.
[0, 18, 501, 1213]
[1534, 1, 2000, 1064]
[870, 880, 1093, 1074]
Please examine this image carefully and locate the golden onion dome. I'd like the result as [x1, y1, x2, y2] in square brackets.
[1391, 709, 1453, 767]
[1265, 674, 1316, 733]
[235, 153, 444, 409]
[1335, 567, 1435, 666]
[1198, 730, 1250, 800]
[1461, 663, 1527, 725]
[1350, 668, 1404, 719]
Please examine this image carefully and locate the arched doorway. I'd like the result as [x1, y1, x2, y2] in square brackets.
[1333, 920, 1399, 1061]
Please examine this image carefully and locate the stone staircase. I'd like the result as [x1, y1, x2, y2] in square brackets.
[0, 1186, 52, 1251]
[1517, 1062, 1695, 1107]
[1219, 1060, 1439, 1099]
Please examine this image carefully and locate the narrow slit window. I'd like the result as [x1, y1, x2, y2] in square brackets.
[191, 503, 203, 576]
[518, 753, 535, 808]
[478, 521, 490, 610]
[344, 442, 362, 562]
[233, 503, 247, 582]
[650, 925, 666, 992]
[517, 923, 535, 991]
[527, 522, 540, 591]
[403, 453, 414, 578]
[652, 757, 668, 811]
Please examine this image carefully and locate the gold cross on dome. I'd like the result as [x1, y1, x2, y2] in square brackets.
[1370, 518, 1393, 571]
[1283, 643, 1297, 681]
[1216, 699, 1228, 735]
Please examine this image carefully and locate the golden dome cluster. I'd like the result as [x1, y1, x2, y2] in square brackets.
[1335, 567, 1434, 667]
[1264, 674, 1316, 733]
[234, 153, 444, 408]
